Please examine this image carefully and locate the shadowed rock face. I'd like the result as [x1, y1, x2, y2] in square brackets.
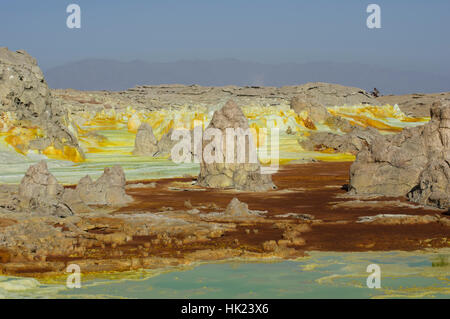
[0, 47, 84, 159]
[349, 101, 450, 209]
[197, 100, 275, 191]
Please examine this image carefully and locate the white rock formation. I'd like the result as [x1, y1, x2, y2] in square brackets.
[197, 100, 275, 191]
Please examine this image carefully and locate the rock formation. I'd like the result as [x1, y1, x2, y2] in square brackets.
[224, 198, 251, 217]
[133, 125, 186, 158]
[18, 161, 73, 217]
[349, 101, 450, 209]
[407, 104, 450, 208]
[197, 100, 275, 191]
[16, 161, 132, 216]
[132, 123, 158, 156]
[0, 47, 84, 160]
[71, 165, 133, 206]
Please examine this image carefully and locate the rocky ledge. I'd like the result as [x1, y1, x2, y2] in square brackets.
[349, 101, 449, 209]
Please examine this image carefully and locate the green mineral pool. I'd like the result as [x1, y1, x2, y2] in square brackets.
[0, 250, 448, 299]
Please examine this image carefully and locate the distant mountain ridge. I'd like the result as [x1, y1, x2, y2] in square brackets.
[44, 58, 450, 95]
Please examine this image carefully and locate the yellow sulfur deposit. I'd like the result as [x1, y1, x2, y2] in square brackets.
[57, 103, 431, 164]
[1, 103, 430, 165]
[42, 145, 85, 162]
[127, 112, 142, 133]
[327, 104, 428, 132]
[3, 126, 40, 154]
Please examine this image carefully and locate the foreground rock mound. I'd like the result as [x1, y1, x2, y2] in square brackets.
[225, 198, 251, 217]
[16, 161, 132, 216]
[197, 100, 275, 191]
[0, 47, 84, 160]
[349, 101, 450, 209]
[18, 161, 73, 217]
[71, 166, 133, 206]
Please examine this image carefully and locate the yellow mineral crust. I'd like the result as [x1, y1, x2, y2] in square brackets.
[0, 124, 85, 162]
[42, 145, 85, 162]
[327, 104, 429, 132]
[1, 104, 429, 164]
[62, 104, 430, 163]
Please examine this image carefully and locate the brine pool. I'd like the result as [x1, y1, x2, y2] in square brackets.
[0, 250, 448, 299]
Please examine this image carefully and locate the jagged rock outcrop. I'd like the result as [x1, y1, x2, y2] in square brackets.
[299, 127, 380, 155]
[18, 161, 73, 217]
[132, 123, 158, 156]
[0, 47, 84, 160]
[197, 100, 275, 191]
[0, 49, 51, 124]
[349, 101, 450, 209]
[69, 165, 133, 206]
[408, 160, 450, 209]
[407, 104, 450, 208]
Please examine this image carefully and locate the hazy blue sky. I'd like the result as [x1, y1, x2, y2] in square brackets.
[1, 0, 449, 76]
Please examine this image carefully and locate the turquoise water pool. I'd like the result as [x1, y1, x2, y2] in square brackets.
[0, 250, 448, 299]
